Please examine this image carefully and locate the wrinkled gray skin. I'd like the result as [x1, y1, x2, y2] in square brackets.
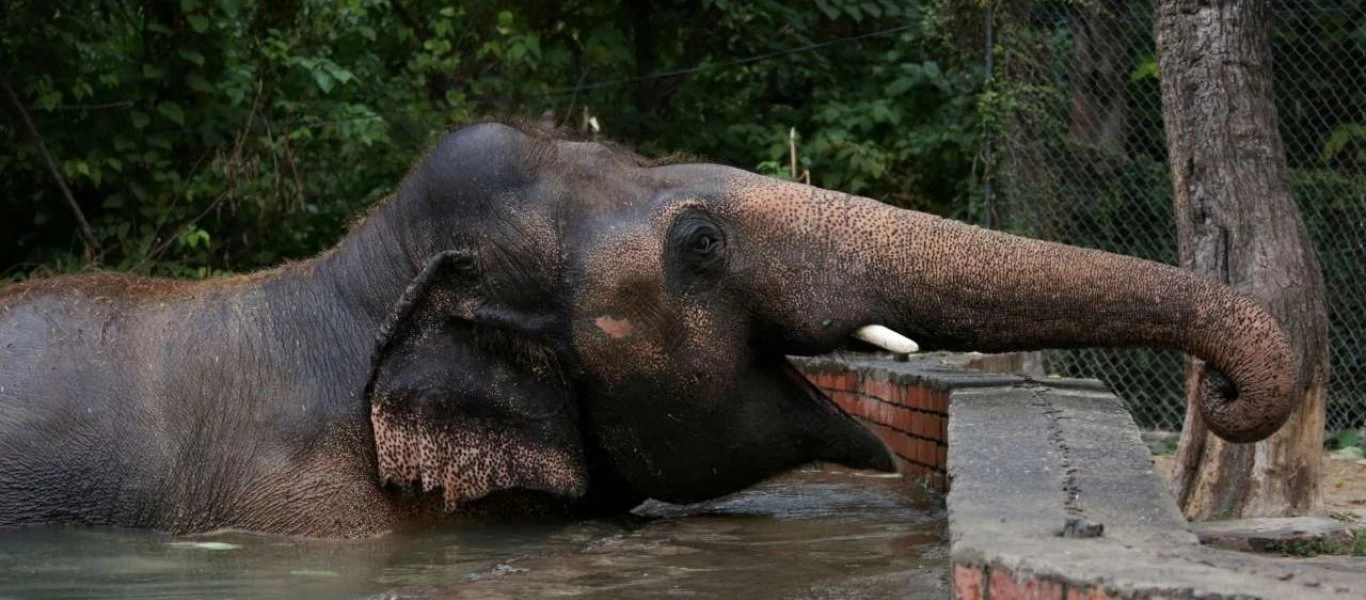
[0, 123, 1295, 537]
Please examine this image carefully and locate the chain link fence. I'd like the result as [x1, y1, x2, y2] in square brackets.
[981, 0, 1366, 432]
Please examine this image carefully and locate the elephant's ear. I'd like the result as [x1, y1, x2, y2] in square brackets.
[364, 251, 586, 508]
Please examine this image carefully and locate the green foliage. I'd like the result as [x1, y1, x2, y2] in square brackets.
[1328, 427, 1361, 450]
[1146, 439, 1177, 456]
[1, 0, 980, 280]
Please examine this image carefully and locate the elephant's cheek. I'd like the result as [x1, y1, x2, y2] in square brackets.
[574, 315, 671, 387]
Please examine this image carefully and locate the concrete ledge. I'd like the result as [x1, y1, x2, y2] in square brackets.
[1193, 517, 1357, 554]
[796, 354, 1366, 599]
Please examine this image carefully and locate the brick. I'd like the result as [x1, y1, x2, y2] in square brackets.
[989, 568, 1022, 599]
[911, 438, 930, 464]
[863, 399, 880, 422]
[898, 433, 916, 461]
[851, 395, 867, 418]
[899, 458, 928, 475]
[877, 379, 895, 400]
[1032, 579, 1065, 600]
[934, 390, 950, 413]
[914, 413, 932, 438]
[953, 565, 985, 600]
[823, 371, 839, 390]
[988, 570, 1065, 600]
[893, 405, 915, 432]
[935, 443, 947, 468]
[1065, 586, 1118, 600]
[831, 391, 857, 414]
[888, 382, 910, 406]
[907, 386, 929, 411]
[882, 429, 903, 457]
[844, 370, 862, 392]
[846, 371, 868, 393]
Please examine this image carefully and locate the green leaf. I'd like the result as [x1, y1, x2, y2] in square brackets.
[178, 49, 206, 66]
[186, 73, 215, 93]
[312, 70, 335, 93]
[157, 102, 185, 125]
[1321, 124, 1366, 162]
[188, 15, 210, 33]
[1130, 55, 1159, 83]
[131, 111, 151, 129]
[38, 91, 62, 110]
[142, 64, 165, 80]
[1334, 428, 1361, 449]
[439, 6, 456, 17]
[813, 0, 840, 20]
[327, 65, 355, 84]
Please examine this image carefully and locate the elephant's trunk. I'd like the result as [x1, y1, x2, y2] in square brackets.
[738, 187, 1296, 443]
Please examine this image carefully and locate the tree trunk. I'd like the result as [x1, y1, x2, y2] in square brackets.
[1157, 0, 1330, 520]
[1068, 0, 1128, 164]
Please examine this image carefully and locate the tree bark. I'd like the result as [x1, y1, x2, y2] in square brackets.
[1157, 0, 1330, 519]
[1068, 0, 1128, 163]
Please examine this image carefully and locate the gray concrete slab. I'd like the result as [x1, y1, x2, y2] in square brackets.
[946, 376, 1366, 599]
[1194, 517, 1357, 554]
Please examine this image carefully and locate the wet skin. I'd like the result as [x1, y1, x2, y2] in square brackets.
[0, 123, 1294, 537]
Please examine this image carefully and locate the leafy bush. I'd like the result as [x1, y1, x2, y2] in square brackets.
[1, 0, 980, 280]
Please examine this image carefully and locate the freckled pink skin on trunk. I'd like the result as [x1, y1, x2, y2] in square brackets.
[713, 174, 1295, 443]
[594, 315, 634, 339]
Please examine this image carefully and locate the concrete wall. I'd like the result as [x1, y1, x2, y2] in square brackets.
[794, 354, 1363, 600]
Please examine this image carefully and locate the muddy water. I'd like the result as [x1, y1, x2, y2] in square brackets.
[0, 468, 947, 599]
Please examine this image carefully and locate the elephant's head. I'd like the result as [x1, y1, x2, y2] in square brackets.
[364, 122, 1295, 512]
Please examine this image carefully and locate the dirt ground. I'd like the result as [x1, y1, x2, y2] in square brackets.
[1153, 451, 1366, 521]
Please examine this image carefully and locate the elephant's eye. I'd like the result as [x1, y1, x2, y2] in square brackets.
[670, 215, 728, 279]
[690, 231, 719, 255]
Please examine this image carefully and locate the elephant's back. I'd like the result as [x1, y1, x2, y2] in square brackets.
[0, 273, 169, 387]
[0, 274, 176, 527]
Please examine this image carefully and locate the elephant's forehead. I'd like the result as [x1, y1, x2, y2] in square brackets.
[722, 176, 853, 218]
[576, 227, 662, 286]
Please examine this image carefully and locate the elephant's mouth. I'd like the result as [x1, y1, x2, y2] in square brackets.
[776, 357, 896, 474]
[776, 358, 852, 421]
[778, 357, 831, 403]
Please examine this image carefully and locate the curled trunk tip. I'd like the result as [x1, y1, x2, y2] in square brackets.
[1195, 300, 1298, 443]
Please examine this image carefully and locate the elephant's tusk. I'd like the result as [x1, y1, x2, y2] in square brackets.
[852, 325, 919, 354]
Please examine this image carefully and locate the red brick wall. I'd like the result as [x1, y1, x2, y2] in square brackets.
[954, 564, 1129, 600]
[799, 365, 950, 491]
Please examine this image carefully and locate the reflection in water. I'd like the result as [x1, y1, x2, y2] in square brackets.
[0, 468, 947, 599]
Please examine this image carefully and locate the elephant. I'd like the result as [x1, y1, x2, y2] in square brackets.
[0, 122, 1295, 537]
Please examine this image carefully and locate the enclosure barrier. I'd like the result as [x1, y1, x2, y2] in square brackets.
[984, 1, 1365, 433]
[796, 354, 1363, 600]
